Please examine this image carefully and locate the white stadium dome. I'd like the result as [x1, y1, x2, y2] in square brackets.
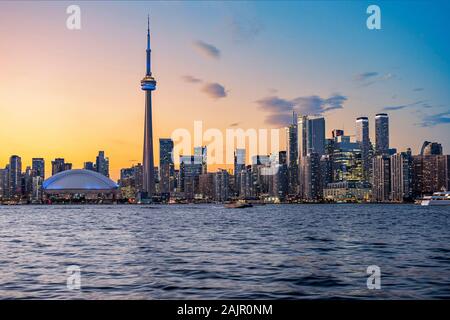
[43, 169, 118, 194]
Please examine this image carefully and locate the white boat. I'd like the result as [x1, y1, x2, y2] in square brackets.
[420, 191, 450, 206]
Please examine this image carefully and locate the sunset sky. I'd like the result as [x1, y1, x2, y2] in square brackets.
[1, 1, 449, 180]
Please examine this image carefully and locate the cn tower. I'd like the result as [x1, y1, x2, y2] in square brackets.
[141, 16, 156, 196]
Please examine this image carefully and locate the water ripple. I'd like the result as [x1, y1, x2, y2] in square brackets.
[0, 204, 449, 299]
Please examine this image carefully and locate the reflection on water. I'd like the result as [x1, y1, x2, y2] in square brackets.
[0, 204, 449, 299]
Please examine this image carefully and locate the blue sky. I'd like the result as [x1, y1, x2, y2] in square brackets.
[1, 0, 449, 175]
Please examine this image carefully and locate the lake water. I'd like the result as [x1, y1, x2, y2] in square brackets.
[0, 204, 449, 299]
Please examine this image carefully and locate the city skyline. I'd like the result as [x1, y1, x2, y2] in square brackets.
[1, 1, 450, 181]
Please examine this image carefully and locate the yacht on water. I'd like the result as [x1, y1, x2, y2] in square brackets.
[420, 191, 450, 206]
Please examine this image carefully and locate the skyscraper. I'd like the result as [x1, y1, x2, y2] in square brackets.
[159, 138, 174, 194]
[271, 151, 289, 200]
[233, 148, 246, 196]
[307, 116, 326, 156]
[32, 158, 45, 180]
[390, 150, 413, 202]
[300, 152, 322, 201]
[372, 154, 391, 202]
[286, 113, 298, 195]
[96, 151, 109, 177]
[179, 155, 203, 200]
[194, 146, 208, 174]
[298, 115, 325, 199]
[420, 141, 443, 156]
[356, 117, 371, 181]
[52, 158, 68, 175]
[375, 113, 389, 155]
[0, 168, 8, 199]
[297, 115, 326, 160]
[214, 169, 230, 202]
[412, 154, 450, 197]
[297, 115, 308, 159]
[199, 172, 215, 200]
[141, 16, 157, 196]
[8, 155, 22, 197]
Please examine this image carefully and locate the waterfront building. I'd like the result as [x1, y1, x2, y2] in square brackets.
[437, 155, 450, 191]
[372, 154, 391, 202]
[194, 146, 208, 174]
[320, 154, 333, 189]
[390, 150, 413, 202]
[412, 154, 450, 197]
[32, 176, 44, 202]
[0, 167, 8, 199]
[332, 133, 363, 183]
[22, 166, 33, 198]
[297, 115, 325, 200]
[356, 117, 371, 182]
[375, 113, 389, 155]
[239, 166, 255, 199]
[43, 169, 118, 202]
[323, 181, 371, 202]
[52, 158, 70, 176]
[180, 155, 203, 200]
[251, 155, 271, 196]
[8, 155, 22, 197]
[270, 151, 288, 201]
[119, 163, 144, 199]
[159, 138, 174, 194]
[300, 152, 322, 201]
[96, 151, 110, 177]
[32, 158, 45, 180]
[233, 148, 246, 196]
[214, 169, 230, 202]
[298, 115, 326, 160]
[199, 173, 215, 200]
[285, 113, 298, 195]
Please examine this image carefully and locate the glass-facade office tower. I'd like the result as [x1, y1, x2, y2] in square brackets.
[32, 158, 45, 180]
[8, 155, 22, 197]
[286, 114, 298, 195]
[356, 117, 371, 181]
[375, 113, 389, 155]
[96, 151, 109, 177]
[159, 138, 174, 194]
[234, 148, 246, 196]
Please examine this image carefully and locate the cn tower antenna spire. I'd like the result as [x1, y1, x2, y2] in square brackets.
[146, 14, 151, 76]
[141, 14, 157, 197]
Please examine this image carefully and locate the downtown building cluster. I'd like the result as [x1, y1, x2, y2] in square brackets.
[117, 113, 449, 204]
[0, 151, 109, 203]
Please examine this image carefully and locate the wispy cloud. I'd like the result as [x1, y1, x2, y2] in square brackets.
[413, 87, 424, 92]
[256, 93, 347, 126]
[202, 82, 227, 99]
[193, 40, 221, 59]
[182, 75, 202, 83]
[354, 71, 397, 87]
[354, 72, 379, 82]
[419, 111, 450, 127]
[229, 122, 240, 127]
[382, 100, 426, 111]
